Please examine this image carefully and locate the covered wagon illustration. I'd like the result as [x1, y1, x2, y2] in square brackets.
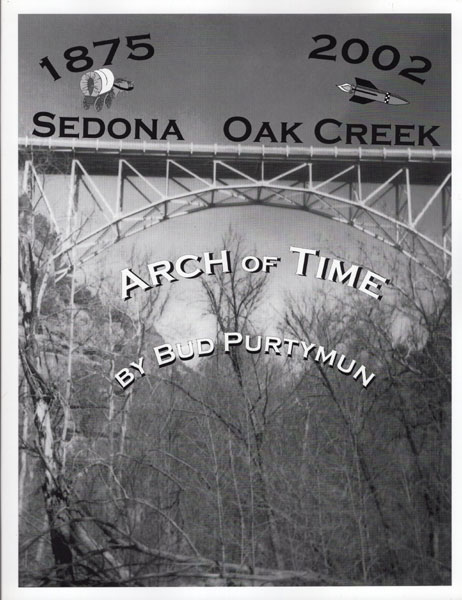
[80, 68, 134, 111]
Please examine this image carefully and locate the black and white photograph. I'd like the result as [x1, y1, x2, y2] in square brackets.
[2, 3, 459, 598]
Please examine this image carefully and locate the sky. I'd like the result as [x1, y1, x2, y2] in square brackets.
[18, 13, 451, 341]
[19, 14, 451, 146]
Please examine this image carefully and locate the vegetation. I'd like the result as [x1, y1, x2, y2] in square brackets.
[18, 202, 451, 586]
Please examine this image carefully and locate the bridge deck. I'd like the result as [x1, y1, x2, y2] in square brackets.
[19, 138, 451, 185]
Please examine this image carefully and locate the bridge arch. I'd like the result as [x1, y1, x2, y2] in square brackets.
[19, 138, 451, 281]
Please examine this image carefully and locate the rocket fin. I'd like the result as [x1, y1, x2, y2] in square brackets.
[350, 95, 374, 104]
[355, 77, 377, 89]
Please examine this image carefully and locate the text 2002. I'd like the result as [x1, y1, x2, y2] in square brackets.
[39, 34, 155, 81]
[308, 35, 432, 85]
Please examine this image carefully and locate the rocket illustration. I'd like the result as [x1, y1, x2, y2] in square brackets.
[337, 78, 409, 106]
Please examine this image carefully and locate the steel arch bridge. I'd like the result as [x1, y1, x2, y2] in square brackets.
[19, 138, 451, 282]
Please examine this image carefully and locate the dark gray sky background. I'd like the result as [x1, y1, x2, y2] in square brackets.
[19, 14, 450, 146]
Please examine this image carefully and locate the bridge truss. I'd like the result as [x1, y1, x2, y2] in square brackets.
[19, 138, 451, 281]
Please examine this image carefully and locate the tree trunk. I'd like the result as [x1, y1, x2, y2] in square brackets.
[19, 232, 129, 584]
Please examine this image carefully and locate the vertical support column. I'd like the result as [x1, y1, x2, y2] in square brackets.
[357, 163, 362, 203]
[22, 160, 32, 197]
[442, 185, 451, 272]
[63, 158, 78, 468]
[395, 182, 401, 243]
[165, 159, 170, 196]
[349, 181, 353, 222]
[116, 159, 124, 214]
[257, 160, 264, 202]
[303, 163, 312, 208]
[405, 168, 412, 226]
[66, 160, 77, 239]
[164, 159, 170, 219]
[442, 184, 450, 241]
[210, 160, 217, 206]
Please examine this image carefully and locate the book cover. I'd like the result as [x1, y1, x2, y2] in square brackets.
[3, 3, 458, 598]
